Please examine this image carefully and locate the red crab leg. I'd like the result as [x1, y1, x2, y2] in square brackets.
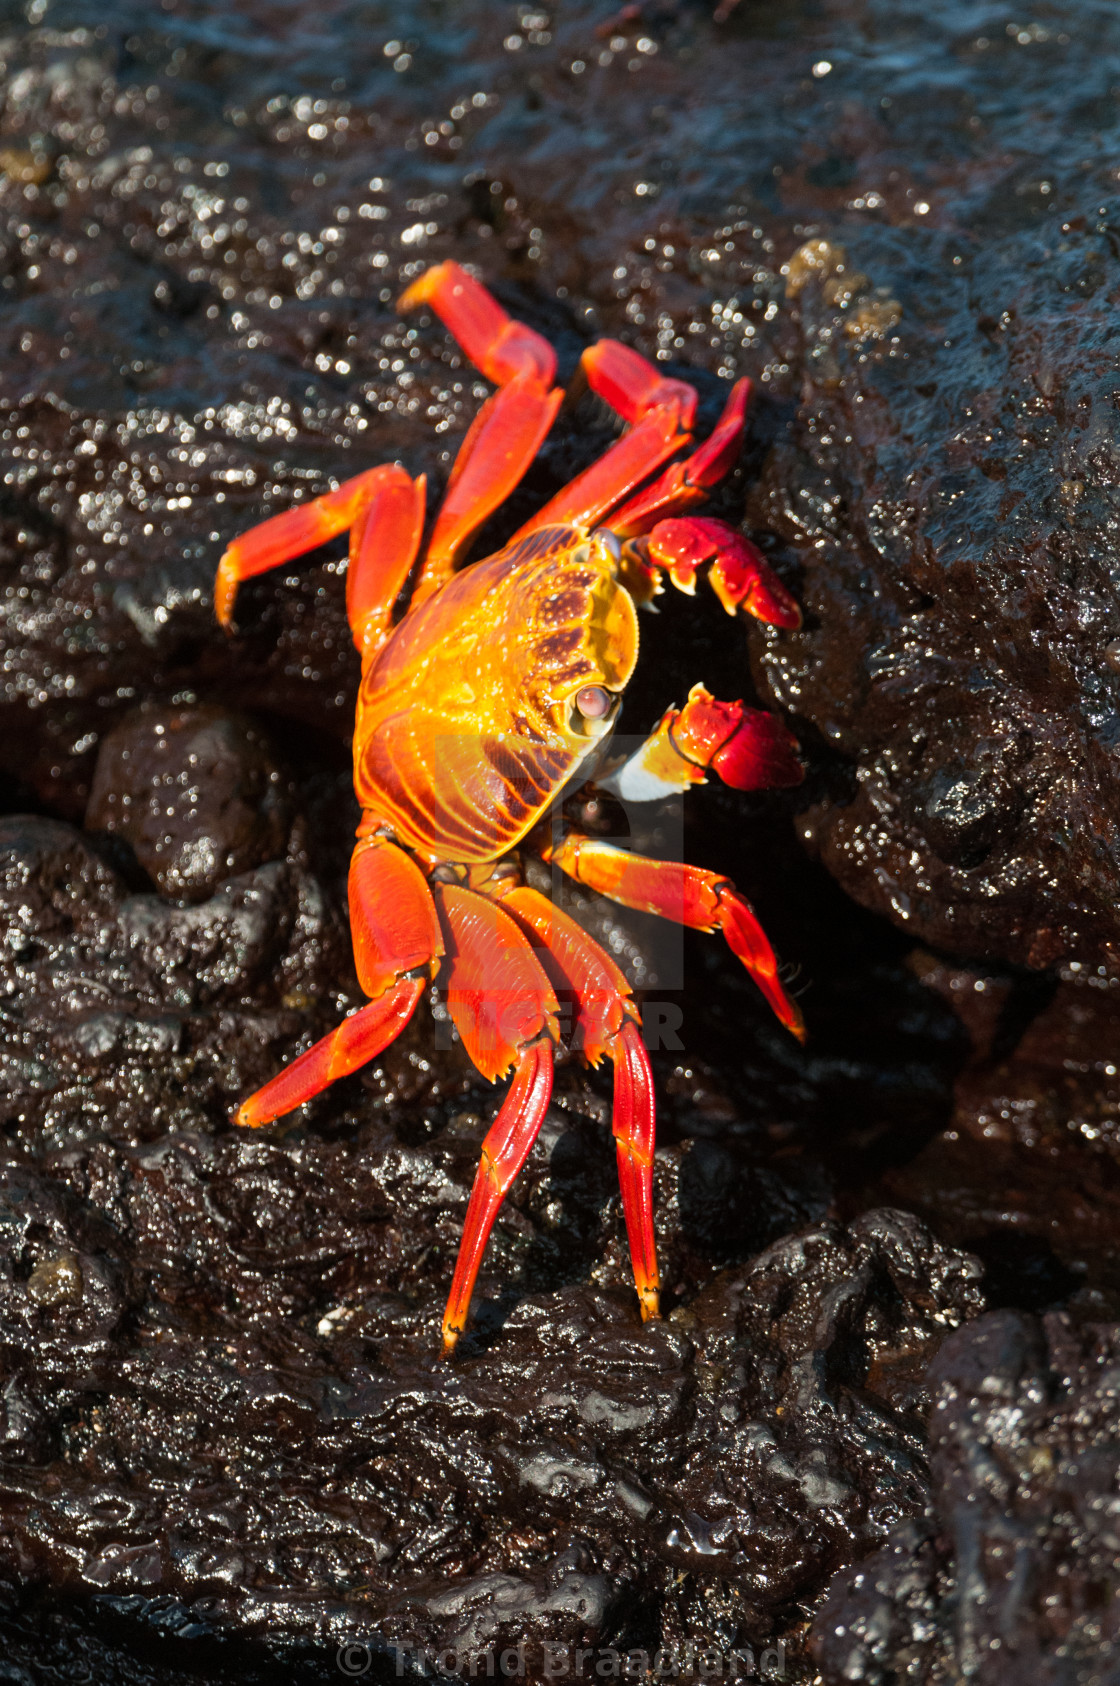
[433, 882, 561, 1352]
[414, 379, 564, 601]
[347, 471, 426, 656]
[441, 1041, 554, 1355]
[214, 462, 423, 636]
[641, 515, 801, 628]
[496, 883, 660, 1322]
[540, 831, 805, 1043]
[599, 682, 803, 802]
[399, 261, 557, 388]
[579, 338, 699, 429]
[512, 337, 703, 540]
[235, 837, 442, 1127]
[511, 406, 692, 539]
[513, 342, 741, 542]
[608, 378, 751, 535]
[399, 262, 563, 602]
[235, 977, 425, 1128]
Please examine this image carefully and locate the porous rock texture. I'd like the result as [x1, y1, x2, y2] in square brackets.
[812, 1309, 1120, 1683]
[0, 0, 1120, 1680]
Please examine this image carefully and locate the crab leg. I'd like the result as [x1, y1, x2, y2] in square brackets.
[579, 339, 699, 429]
[600, 682, 803, 802]
[540, 831, 805, 1043]
[235, 837, 442, 1127]
[214, 462, 424, 636]
[514, 349, 747, 541]
[495, 883, 660, 1322]
[347, 471, 426, 657]
[512, 407, 692, 539]
[511, 338, 701, 539]
[399, 261, 557, 388]
[235, 978, 425, 1128]
[607, 379, 751, 535]
[399, 262, 563, 602]
[433, 882, 561, 1352]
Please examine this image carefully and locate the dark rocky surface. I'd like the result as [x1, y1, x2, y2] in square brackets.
[0, 0, 1119, 1679]
[86, 703, 293, 899]
[811, 1308, 1120, 1683]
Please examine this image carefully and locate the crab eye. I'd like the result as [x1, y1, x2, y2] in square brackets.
[575, 685, 612, 720]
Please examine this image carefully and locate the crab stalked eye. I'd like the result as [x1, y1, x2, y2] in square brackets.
[575, 684, 612, 719]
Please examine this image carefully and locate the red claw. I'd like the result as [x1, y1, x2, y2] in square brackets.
[671, 688, 803, 791]
[647, 516, 801, 627]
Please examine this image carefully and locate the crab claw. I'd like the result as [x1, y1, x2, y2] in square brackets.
[600, 683, 802, 803]
[672, 686, 803, 791]
[647, 516, 801, 628]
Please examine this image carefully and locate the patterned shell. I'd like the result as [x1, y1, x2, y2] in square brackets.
[354, 525, 638, 862]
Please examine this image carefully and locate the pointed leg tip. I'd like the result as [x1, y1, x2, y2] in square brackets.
[441, 1323, 463, 1357]
[397, 279, 425, 313]
[398, 264, 449, 313]
[235, 1097, 275, 1129]
[214, 554, 241, 632]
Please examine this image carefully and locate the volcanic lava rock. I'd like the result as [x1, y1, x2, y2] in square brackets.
[0, 1092, 984, 1669]
[751, 192, 1120, 971]
[877, 960, 1120, 1304]
[811, 1308, 1120, 1683]
[0, 813, 346, 1147]
[86, 704, 292, 900]
[3, 0, 1120, 1676]
[0, 802, 983, 1674]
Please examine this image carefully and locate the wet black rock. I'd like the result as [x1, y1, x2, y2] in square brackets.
[86, 703, 292, 900]
[811, 1308, 1120, 1682]
[1, 0, 1120, 1676]
[0, 813, 346, 1147]
[0, 799, 982, 1674]
[746, 12, 1120, 971]
[0, 1094, 983, 1668]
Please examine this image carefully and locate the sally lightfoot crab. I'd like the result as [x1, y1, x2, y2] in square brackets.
[214, 262, 805, 1352]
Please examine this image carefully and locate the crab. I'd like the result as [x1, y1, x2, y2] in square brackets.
[214, 261, 805, 1352]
